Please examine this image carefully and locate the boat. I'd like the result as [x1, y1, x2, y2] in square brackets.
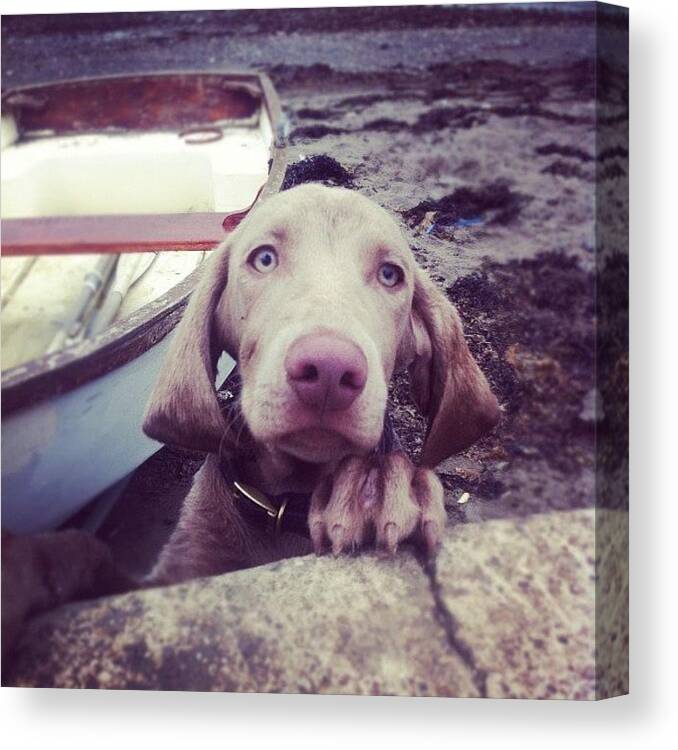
[1, 71, 287, 533]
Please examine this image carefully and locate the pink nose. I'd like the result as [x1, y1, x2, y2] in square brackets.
[285, 333, 368, 412]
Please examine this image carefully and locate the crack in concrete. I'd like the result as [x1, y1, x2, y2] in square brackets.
[419, 555, 489, 698]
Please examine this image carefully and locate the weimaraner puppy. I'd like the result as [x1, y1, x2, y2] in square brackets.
[1, 184, 499, 655]
[143, 183, 500, 583]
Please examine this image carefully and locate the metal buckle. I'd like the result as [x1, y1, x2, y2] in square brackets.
[232, 480, 288, 539]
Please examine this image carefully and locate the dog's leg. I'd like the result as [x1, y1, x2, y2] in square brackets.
[1, 529, 135, 659]
[146, 454, 254, 585]
[308, 452, 447, 557]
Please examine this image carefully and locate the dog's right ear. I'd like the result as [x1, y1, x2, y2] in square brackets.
[142, 242, 231, 453]
[404, 267, 501, 468]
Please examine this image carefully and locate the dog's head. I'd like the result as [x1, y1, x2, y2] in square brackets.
[143, 184, 499, 467]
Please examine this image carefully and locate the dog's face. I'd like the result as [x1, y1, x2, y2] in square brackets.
[216, 186, 415, 462]
[143, 184, 499, 468]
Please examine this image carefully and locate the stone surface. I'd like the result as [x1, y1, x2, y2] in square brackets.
[595, 508, 630, 699]
[5, 509, 628, 698]
[435, 510, 596, 699]
[5, 551, 477, 696]
[433, 508, 628, 699]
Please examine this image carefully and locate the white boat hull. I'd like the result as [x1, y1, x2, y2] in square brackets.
[1, 335, 235, 533]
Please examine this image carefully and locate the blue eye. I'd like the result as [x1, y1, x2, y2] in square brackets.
[377, 262, 404, 288]
[248, 245, 278, 273]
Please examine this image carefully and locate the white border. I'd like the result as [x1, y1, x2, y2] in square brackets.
[3, 0, 678, 748]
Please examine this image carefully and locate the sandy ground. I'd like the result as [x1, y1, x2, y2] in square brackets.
[1, 5, 628, 576]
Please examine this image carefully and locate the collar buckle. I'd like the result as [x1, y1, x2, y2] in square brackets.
[232, 480, 289, 538]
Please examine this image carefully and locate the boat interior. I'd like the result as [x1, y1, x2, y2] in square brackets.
[1, 74, 272, 370]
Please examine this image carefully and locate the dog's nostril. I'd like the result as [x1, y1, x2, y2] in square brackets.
[340, 370, 362, 390]
[300, 364, 319, 382]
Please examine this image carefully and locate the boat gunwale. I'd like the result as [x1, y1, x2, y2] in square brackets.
[1, 69, 286, 416]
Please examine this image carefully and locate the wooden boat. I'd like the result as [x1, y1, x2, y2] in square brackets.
[1, 71, 286, 533]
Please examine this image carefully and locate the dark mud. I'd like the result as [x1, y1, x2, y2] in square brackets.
[281, 155, 355, 190]
[1, 5, 627, 571]
[402, 183, 530, 233]
[97, 447, 204, 577]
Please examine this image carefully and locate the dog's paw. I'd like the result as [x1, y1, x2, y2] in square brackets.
[308, 452, 446, 558]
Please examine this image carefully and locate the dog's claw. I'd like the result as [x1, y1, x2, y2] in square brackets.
[310, 521, 325, 555]
[330, 524, 346, 556]
[422, 520, 440, 558]
[381, 522, 399, 556]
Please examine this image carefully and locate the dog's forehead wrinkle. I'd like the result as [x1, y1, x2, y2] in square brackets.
[237, 216, 290, 251]
[243, 183, 405, 251]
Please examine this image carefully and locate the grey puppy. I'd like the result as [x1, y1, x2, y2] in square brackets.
[143, 184, 500, 583]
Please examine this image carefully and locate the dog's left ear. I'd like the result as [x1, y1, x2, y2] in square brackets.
[402, 267, 501, 468]
[142, 242, 231, 453]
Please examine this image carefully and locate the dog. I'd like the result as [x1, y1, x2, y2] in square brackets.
[142, 184, 500, 583]
[1, 184, 499, 656]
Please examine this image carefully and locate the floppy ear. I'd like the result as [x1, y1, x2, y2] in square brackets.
[142, 242, 231, 453]
[407, 267, 501, 468]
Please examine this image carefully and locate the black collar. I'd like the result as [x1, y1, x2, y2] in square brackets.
[221, 411, 403, 539]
